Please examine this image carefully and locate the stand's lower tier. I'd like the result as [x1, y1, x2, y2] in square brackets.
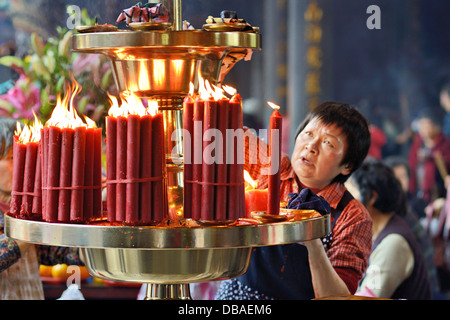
[4, 214, 330, 284]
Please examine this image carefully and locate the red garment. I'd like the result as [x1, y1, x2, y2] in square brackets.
[367, 125, 387, 159]
[408, 133, 450, 203]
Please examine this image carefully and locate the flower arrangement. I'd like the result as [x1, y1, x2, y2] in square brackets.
[0, 7, 116, 125]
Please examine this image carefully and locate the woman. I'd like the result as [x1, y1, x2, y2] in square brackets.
[215, 101, 373, 299]
[350, 158, 432, 299]
[408, 109, 450, 204]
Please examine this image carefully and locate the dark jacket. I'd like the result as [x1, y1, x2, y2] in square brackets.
[373, 215, 432, 300]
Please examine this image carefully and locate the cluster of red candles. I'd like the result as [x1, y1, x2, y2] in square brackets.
[10, 87, 103, 223]
[41, 93, 102, 223]
[10, 116, 43, 220]
[183, 81, 245, 221]
[106, 94, 166, 225]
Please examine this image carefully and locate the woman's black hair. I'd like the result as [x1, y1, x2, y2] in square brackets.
[350, 158, 407, 217]
[294, 101, 371, 184]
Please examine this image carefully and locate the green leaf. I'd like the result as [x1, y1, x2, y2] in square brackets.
[0, 56, 24, 69]
[30, 33, 46, 57]
[0, 99, 14, 112]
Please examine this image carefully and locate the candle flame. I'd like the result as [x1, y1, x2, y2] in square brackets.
[84, 115, 97, 129]
[147, 100, 159, 116]
[223, 85, 237, 96]
[46, 78, 95, 129]
[190, 76, 236, 101]
[15, 113, 43, 143]
[108, 92, 159, 118]
[267, 101, 280, 111]
[244, 170, 257, 190]
[189, 82, 195, 96]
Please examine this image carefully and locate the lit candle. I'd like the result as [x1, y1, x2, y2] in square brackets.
[11, 118, 42, 220]
[106, 95, 166, 225]
[21, 141, 38, 217]
[106, 114, 117, 222]
[191, 96, 204, 220]
[41, 82, 102, 224]
[214, 95, 229, 221]
[228, 93, 245, 220]
[32, 144, 42, 216]
[182, 95, 194, 219]
[182, 80, 245, 222]
[267, 101, 282, 215]
[151, 110, 166, 222]
[70, 125, 86, 222]
[47, 125, 62, 222]
[115, 115, 127, 222]
[201, 97, 217, 220]
[243, 171, 268, 218]
[58, 127, 73, 222]
[92, 127, 103, 219]
[83, 126, 96, 220]
[139, 112, 152, 224]
[11, 138, 27, 215]
[126, 114, 140, 222]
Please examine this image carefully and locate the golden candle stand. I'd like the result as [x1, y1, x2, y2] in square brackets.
[6, 1, 331, 300]
[4, 214, 330, 300]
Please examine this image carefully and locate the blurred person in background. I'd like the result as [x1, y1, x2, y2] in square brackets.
[384, 156, 443, 299]
[408, 109, 450, 205]
[348, 158, 432, 299]
[440, 80, 450, 139]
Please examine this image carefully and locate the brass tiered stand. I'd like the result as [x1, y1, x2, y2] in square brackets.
[5, 214, 330, 299]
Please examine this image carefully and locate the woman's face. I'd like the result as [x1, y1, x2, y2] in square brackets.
[291, 117, 351, 190]
[418, 118, 440, 143]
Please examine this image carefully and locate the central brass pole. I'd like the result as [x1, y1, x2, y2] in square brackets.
[144, 283, 191, 300]
[173, 0, 182, 31]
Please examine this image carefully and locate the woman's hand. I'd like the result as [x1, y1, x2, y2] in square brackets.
[304, 238, 350, 298]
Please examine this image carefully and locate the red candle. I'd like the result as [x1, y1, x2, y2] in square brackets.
[11, 136, 26, 216]
[267, 102, 282, 215]
[47, 126, 62, 222]
[227, 94, 244, 220]
[126, 114, 140, 222]
[201, 97, 218, 220]
[32, 144, 42, 216]
[116, 116, 127, 222]
[245, 188, 268, 218]
[152, 112, 165, 222]
[106, 116, 117, 222]
[20, 142, 38, 218]
[83, 127, 95, 221]
[58, 128, 73, 222]
[92, 128, 103, 218]
[192, 97, 204, 220]
[182, 96, 194, 219]
[70, 126, 86, 222]
[139, 114, 152, 223]
[41, 127, 49, 220]
[214, 97, 229, 220]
